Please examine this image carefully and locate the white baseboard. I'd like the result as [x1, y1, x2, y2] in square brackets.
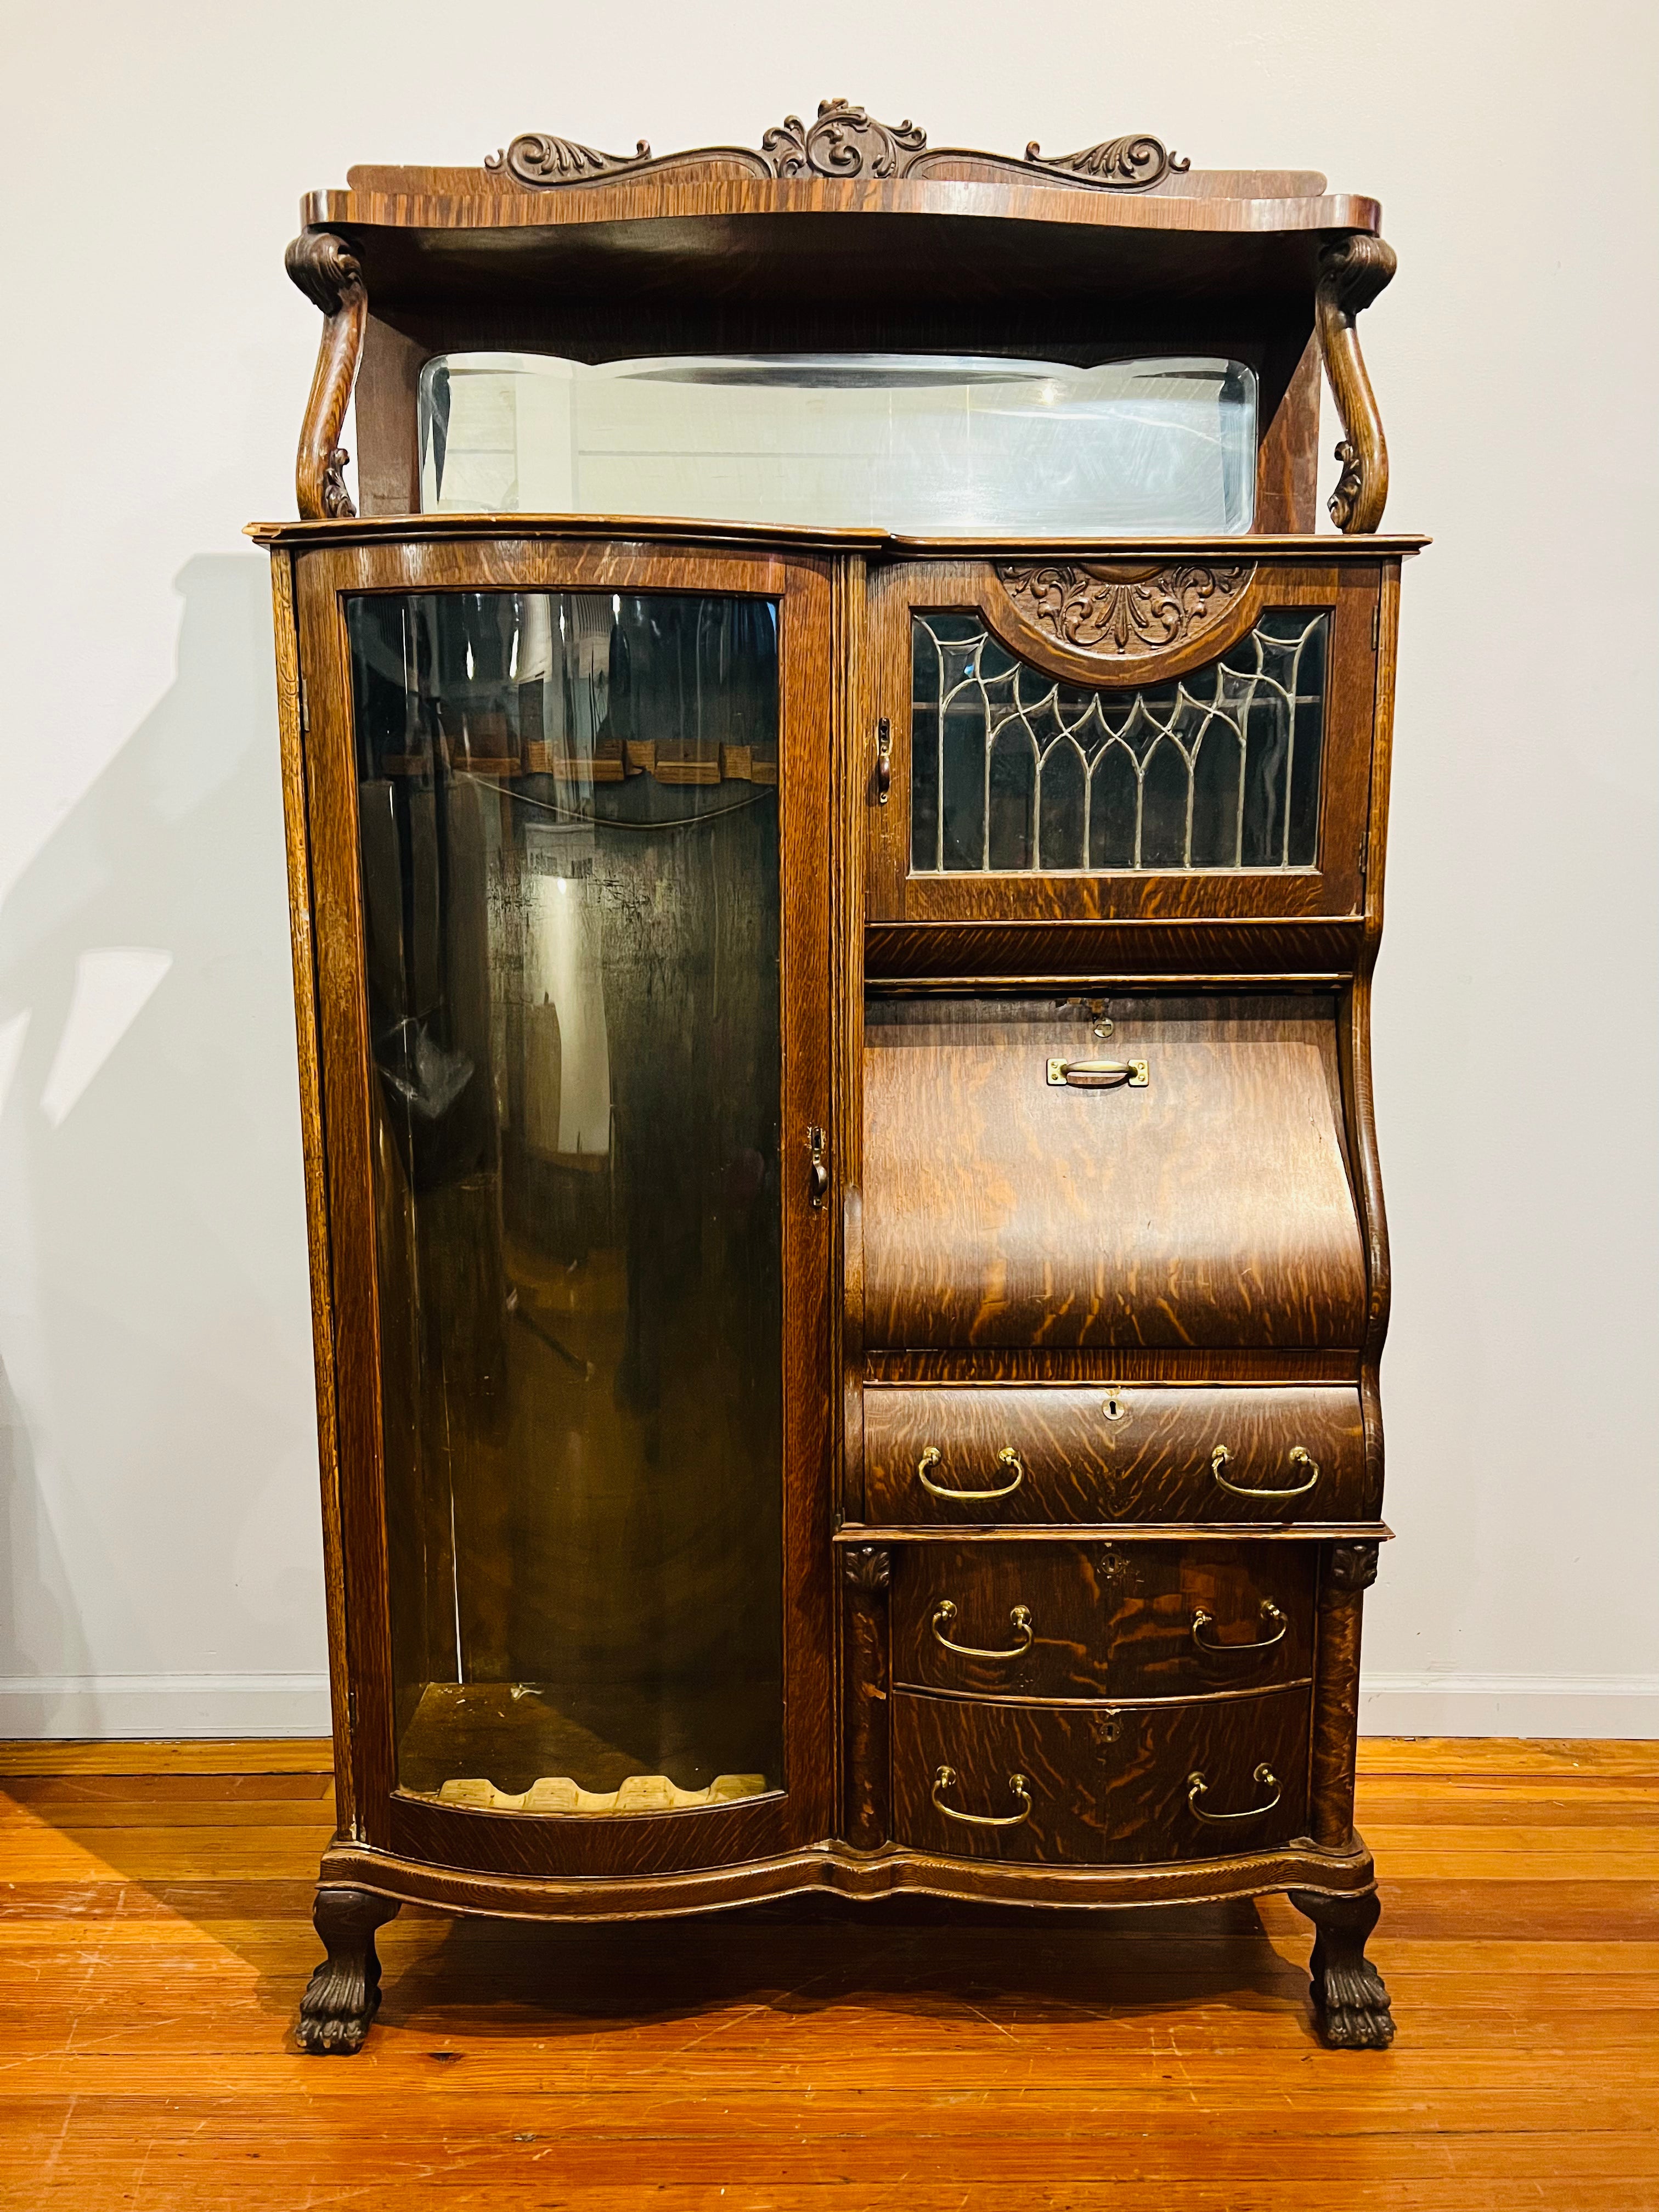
[1360, 1672, 1659, 1739]
[1, 1670, 1653, 1742]
[0, 1673, 331, 1738]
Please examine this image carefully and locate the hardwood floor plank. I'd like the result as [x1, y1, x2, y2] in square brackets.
[0, 1740, 332, 1776]
[2, 1739, 1657, 2209]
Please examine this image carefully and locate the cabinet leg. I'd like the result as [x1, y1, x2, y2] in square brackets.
[1287, 1887, 1395, 2049]
[297, 1886, 402, 2054]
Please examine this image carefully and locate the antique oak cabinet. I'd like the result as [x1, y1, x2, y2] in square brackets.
[255, 101, 1415, 2053]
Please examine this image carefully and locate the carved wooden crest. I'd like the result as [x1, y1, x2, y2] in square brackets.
[986, 562, 1256, 681]
[489, 100, 1187, 192]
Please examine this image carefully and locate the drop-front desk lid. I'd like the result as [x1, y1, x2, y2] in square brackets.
[862, 995, 1367, 1351]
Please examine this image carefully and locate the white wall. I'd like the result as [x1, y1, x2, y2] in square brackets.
[2, 0, 1654, 1738]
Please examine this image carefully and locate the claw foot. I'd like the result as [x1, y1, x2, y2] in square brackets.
[1288, 1887, 1395, 2050]
[296, 1886, 400, 2056]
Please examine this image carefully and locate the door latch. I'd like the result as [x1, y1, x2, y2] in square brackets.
[808, 1125, 829, 1209]
[874, 718, 891, 805]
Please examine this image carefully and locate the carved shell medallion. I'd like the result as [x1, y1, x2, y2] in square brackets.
[996, 560, 1250, 665]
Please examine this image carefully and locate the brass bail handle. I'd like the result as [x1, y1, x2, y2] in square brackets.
[1192, 1597, 1288, 1655]
[1047, 1057, 1148, 1089]
[931, 1765, 1033, 1829]
[1186, 1763, 1282, 1822]
[917, 1444, 1025, 1502]
[1210, 1444, 1321, 1499]
[931, 1599, 1034, 1662]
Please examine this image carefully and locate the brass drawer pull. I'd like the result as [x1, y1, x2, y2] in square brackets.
[1047, 1057, 1148, 1089]
[1210, 1444, 1320, 1499]
[1187, 1763, 1282, 1823]
[931, 1599, 1034, 1662]
[932, 1765, 1033, 1829]
[917, 1444, 1025, 1501]
[1192, 1598, 1288, 1654]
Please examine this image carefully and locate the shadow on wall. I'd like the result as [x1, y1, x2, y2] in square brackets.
[0, 555, 330, 1735]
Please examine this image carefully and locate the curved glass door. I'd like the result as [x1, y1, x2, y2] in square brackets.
[346, 589, 783, 1814]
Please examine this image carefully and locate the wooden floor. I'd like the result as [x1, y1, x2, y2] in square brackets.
[1, 1739, 1655, 2210]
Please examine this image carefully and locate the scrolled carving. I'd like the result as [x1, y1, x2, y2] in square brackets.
[284, 233, 363, 317]
[997, 560, 1249, 661]
[763, 98, 927, 178]
[285, 233, 367, 523]
[842, 1544, 893, 1596]
[1324, 1541, 1380, 1598]
[320, 447, 356, 521]
[488, 133, 653, 187]
[1316, 232, 1397, 533]
[1025, 133, 1188, 188]
[1319, 232, 1398, 322]
[1329, 442, 1365, 533]
[488, 104, 1187, 194]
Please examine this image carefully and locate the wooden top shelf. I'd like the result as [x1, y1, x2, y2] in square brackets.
[247, 516, 1427, 556]
[297, 103, 1381, 324]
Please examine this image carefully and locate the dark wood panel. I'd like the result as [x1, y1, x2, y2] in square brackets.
[864, 917, 1367, 981]
[890, 1539, 1315, 1701]
[865, 1383, 1370, 1525]
[865, 1346, 1362, 1383]
[862, 996, 1367, 1351]
[892, 1685, 1311, 1864]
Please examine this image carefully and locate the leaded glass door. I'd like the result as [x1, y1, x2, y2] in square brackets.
[867, 558, 1384, 927]
[294, 541, 836, 1874]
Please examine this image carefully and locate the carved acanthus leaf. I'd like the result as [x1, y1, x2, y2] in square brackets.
[763, 98, 927, 178]
[488, 133, 654, 187]
[1328, 441, 1366, 532]
[488, 104, 1188, 193]
[842, 1545, 893, 1596]
[321, 447, 356, 520]
[997, 561, 1249, 661]
[1026, 133, 1188, 188]
[284, 233, 363, 317]
[1325, 1541, 1381, 1596]
[1318, 233, 1399, 322]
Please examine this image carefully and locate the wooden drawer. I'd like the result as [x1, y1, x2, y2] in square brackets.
[862, 995, 1367, 1351]
[890, 1540, 1314, 1702]
[892, 1684, 1311, 1865]
[865, 1383, 1370, 1525]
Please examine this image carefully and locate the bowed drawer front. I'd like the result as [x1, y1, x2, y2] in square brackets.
[862, 995, 1367, 1350]
[893, 1684, 1311, 1865]
[890, 1539, 1314, 1702]
[865, 1384, 1370, 1525]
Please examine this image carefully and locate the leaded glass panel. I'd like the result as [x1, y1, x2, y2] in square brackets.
[909, 610, 1329, 874]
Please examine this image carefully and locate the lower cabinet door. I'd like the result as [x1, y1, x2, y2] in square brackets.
[892, 1684, 1311, 1864]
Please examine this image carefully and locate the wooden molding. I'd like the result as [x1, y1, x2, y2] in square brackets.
[284, 233, 366, 521]
[488, 98, 1187, 194]
[1316, 234, 1397, 533]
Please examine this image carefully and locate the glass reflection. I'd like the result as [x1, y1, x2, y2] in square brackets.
[348, 590, 783, 1813]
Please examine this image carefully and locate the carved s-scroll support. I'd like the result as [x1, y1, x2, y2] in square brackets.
[842, 1545, 892, 1849]
[297, 1886, 401, 2053]
[285, 233, 368, 521]
[1308, 1541, 1379, 1849]
[1316, 234, 1396, 532]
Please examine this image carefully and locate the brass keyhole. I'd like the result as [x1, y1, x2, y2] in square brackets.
[1101, 1385, 1128, 1423]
